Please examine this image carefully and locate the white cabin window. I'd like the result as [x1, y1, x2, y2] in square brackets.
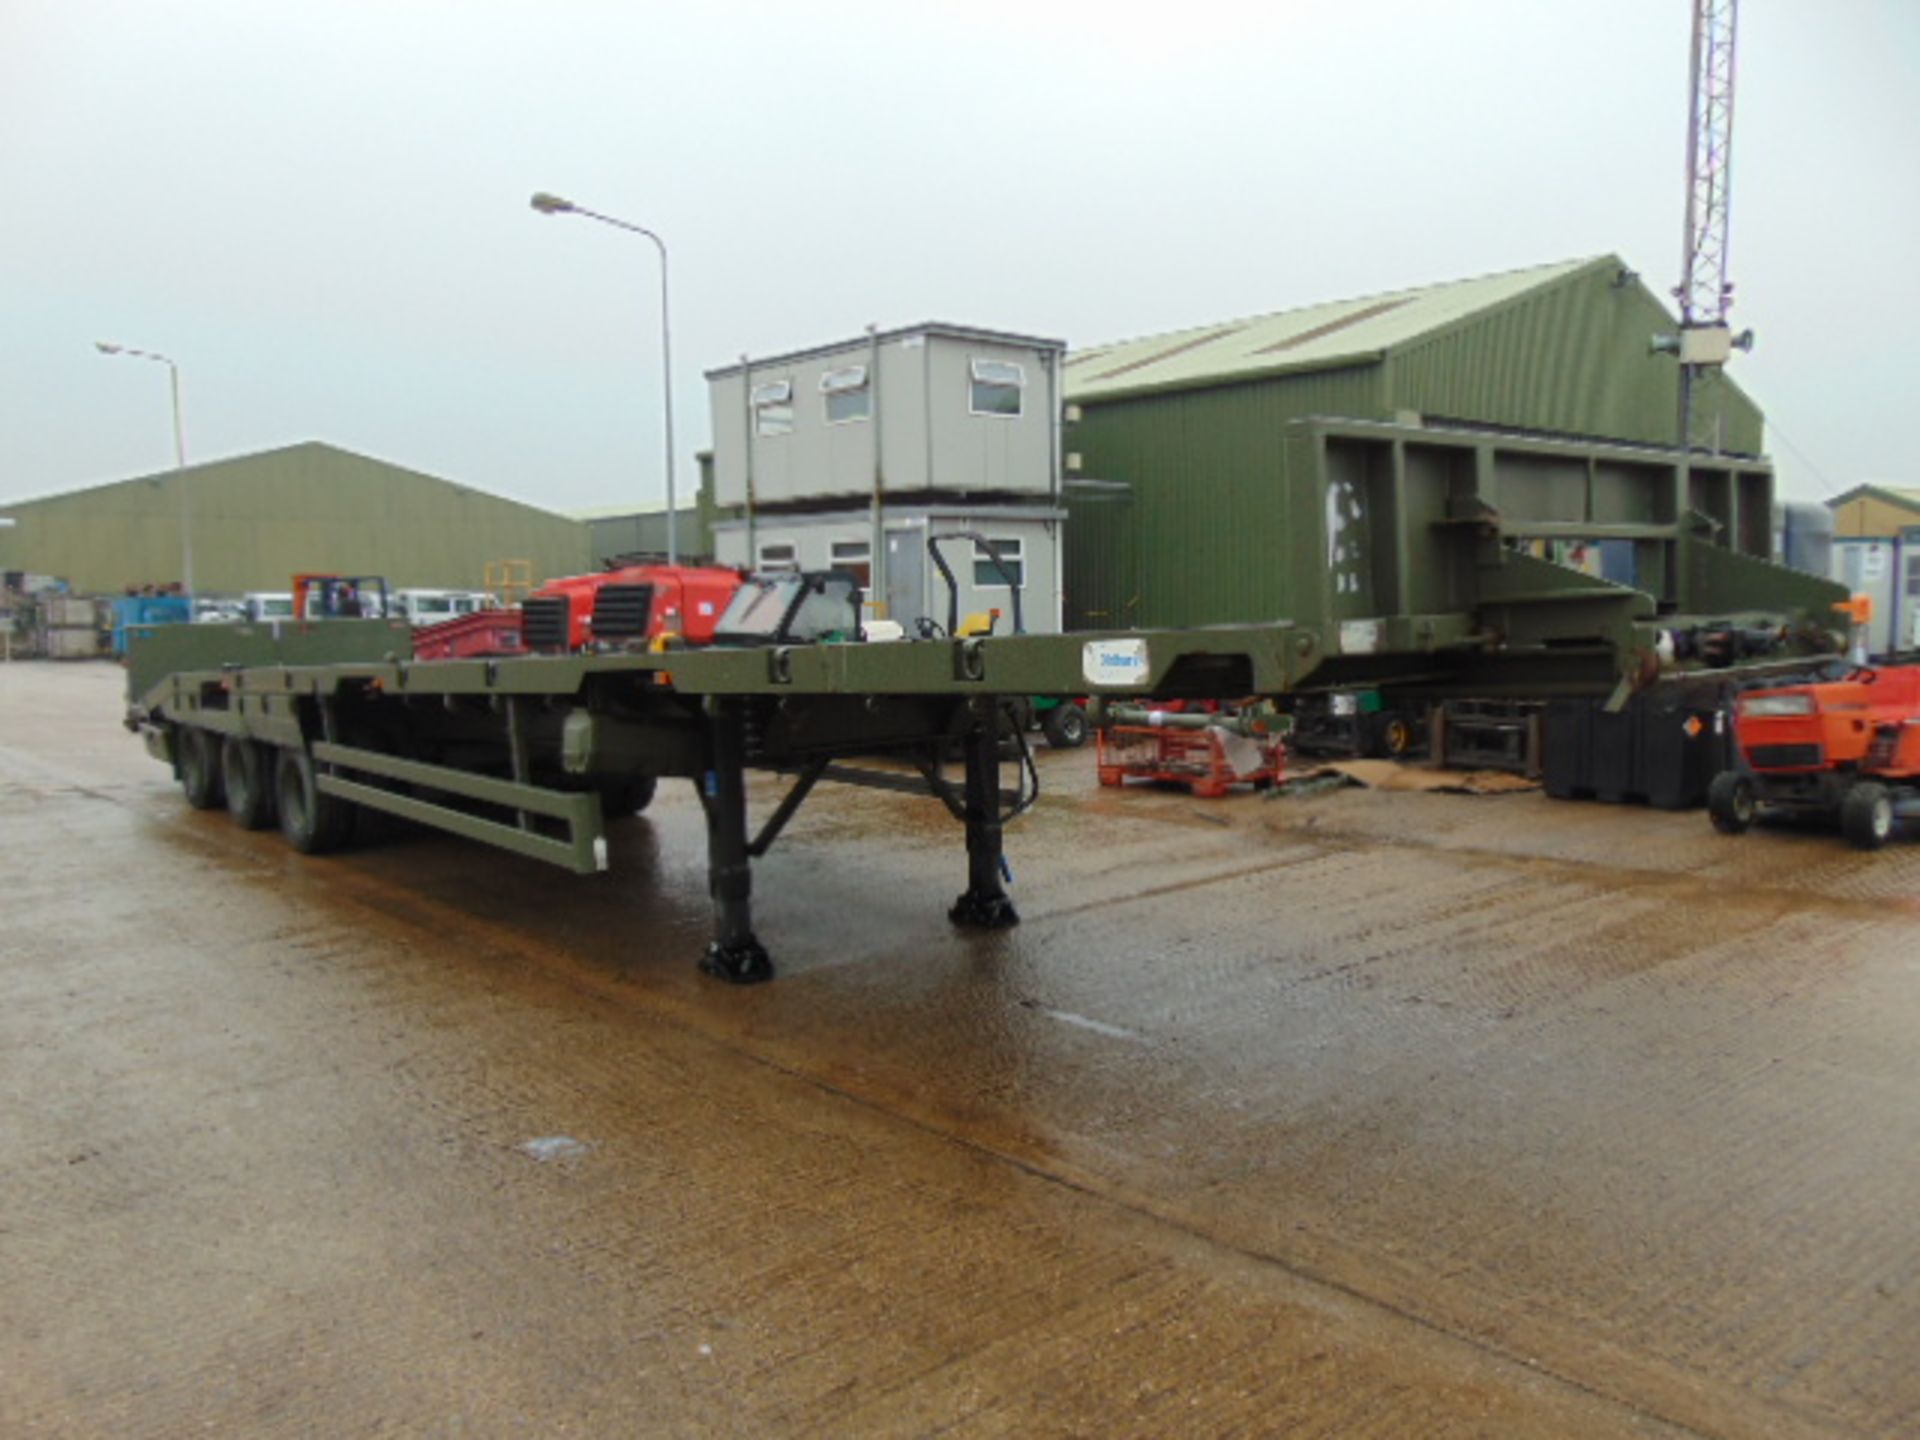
[972, 536, 1024, 588]
[830, 539, 871, 589]
[758, 542, 798, 573]
[751, 379, 794, 437]
[969, 358, 1025, 418]
[821, 366, 871, 424]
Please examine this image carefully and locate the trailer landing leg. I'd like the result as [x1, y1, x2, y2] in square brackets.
[950, 707, 1019, 931]
[698, 702, 773, 985]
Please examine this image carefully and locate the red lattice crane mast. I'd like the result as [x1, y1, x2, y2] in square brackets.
[1656, 0, 1754, 455]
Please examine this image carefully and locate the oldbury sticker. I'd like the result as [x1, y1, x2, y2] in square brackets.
[1082, 637, 1150, 687]
[1338, 619, 1381, 655]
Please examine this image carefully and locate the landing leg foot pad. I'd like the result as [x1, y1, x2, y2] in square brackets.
[950, 889, 1020, 929]
[700, 937, 774, 985]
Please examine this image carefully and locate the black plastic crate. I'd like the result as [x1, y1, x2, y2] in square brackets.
[1542, 692, 1732, 809]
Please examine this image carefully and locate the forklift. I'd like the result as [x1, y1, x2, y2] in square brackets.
[292, 574, 390, 622]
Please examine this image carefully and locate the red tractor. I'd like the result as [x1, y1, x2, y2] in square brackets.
[1709, 660, 1920, 849]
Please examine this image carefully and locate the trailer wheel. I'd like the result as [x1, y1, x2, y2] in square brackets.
[1042, 702, 1089, 749]
[275, 748, 355, 855]
[1374, 713, 1417, 759]
[221, 736, 276, 830]
[1707, 772, 1756, 835]
[600, 775, 658, 818]
[178, 727, 225, 811]
[1841, 781, 1895, 851]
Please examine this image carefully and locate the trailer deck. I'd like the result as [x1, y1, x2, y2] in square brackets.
[124, 576, 1843, 986]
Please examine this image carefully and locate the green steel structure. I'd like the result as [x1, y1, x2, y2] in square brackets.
[577, 503, 710, 566]
[124, 457, 1842, 982]
[1063, 256, 1768, 630]
[0, 442, 591, 595]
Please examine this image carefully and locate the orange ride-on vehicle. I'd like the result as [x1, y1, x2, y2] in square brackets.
[1708, 661, 1920, 849]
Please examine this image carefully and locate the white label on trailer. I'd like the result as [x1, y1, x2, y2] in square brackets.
[1082, 638, 1150, 687]
[1339, 619, 1381, 654]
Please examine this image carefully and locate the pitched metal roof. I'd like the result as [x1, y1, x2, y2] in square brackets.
[0, 441, 578, 520]
[1065, 256, 1603, 403]
[705, 322, 1065, 381]
[1826, 483, 1920, 512]
[572, 501, 680, 521]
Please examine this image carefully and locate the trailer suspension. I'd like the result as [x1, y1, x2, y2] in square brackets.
[697, 700, 773, 985]
[950, 700, 1020, 930]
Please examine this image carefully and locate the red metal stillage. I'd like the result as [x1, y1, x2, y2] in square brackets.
[411, 610, 527, 661]
[1097, 724, 1285, 798]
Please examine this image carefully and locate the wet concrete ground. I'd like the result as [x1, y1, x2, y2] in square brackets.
[5, 660, 1919, 1438]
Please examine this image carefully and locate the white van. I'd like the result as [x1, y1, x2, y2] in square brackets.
[392, 589, 496, 627]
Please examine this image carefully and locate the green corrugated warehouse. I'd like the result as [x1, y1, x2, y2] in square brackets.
[1062, 254, 1765, 629]
[574, 502, 711, 568]
[0, 442, 591, 597]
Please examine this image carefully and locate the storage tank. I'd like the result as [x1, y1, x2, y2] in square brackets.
[1776, 501, 1833, 578]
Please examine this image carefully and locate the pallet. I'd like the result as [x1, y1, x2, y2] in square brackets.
[1096, 724, 1284, 798]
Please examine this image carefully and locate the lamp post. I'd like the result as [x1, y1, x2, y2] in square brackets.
[95, 341, 192, 604]
[530, 191, 679, 564]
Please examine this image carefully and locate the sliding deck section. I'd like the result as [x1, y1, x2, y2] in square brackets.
[125, 589, 1844, 983]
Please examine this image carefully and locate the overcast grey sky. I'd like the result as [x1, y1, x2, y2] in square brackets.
[2, 0, 1914, 513]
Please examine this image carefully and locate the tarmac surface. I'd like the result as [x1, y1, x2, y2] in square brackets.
[5, 659, 1920, 1438]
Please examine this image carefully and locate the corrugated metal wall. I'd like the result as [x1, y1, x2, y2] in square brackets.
[1063, 365, 1382, 628]
[1832, 494, 1920, 539]
[1064, 262, 1769, 630]
[584, 508, 709, 567]
[0, 443, 591, 594]
[1388, 262, 1764, 453]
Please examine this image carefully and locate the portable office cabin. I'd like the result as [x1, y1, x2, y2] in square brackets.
[705, 324, 1067, 633]
[1060, 256, 1771, 630]
[1832, 530, 1920, 654]
[710, 503, 1063, 639]
[708, 324, 1064, 505]
[1824, 485, 1920, 652]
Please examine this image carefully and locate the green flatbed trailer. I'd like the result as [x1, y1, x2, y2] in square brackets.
[123, 519, 1847, 983]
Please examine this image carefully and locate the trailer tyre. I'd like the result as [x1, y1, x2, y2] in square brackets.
[1841, 781, 1895, 851]
[221, 736, 276, 830]
[275, 748, 356, 855]
[1374, 713, 1418, 759]
[178, 727, 225, 811]
[1707, 772, 1755, 835]
[600, 775, 657, 818]
[1042, 702, 1089, 749]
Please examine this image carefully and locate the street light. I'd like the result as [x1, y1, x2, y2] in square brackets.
[530, 191, 679, 564]
[95, 341, 192, 603]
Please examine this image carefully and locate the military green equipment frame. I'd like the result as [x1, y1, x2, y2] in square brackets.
[125, 457, 1846, 983]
